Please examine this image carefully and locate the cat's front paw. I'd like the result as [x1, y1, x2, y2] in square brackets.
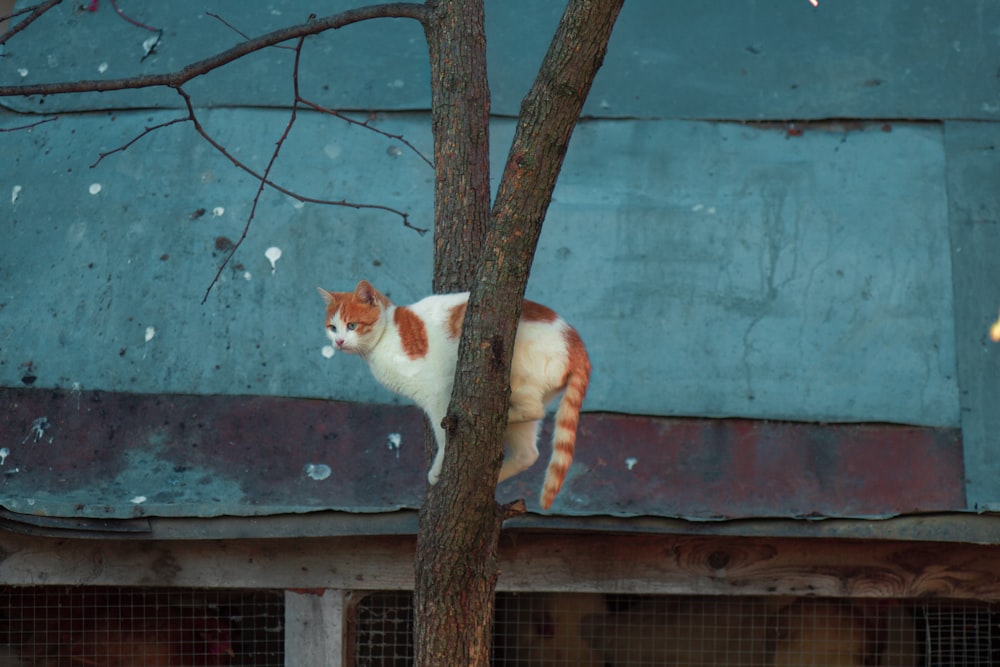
[428, 450, 444, 485]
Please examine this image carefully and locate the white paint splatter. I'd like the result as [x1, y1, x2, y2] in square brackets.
[304, 463, 331, 481]
[0, 448, 9, 465]
[212, 206, 225, 217]
[130, 495, 147, 504]
[692, 204, 704, 212]
[89, 183, 102, 195]
[387, 433, 402, 459]
[243, 271, 252, 281]
[144, 326, 156, 342]
[265, 246, 282, 273]
[142, 35, 159, 56]
[625, 456, 638, 471]
[17, 68, 28, 78]
[11, 185, 22, 204]
[321, 345, 336, 359]
[387, 79, 405, 88]
[23, 417, 50, 444]
[98, 62, 109, 74]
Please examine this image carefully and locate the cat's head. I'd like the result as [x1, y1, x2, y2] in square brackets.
[317, 280, 389, 356]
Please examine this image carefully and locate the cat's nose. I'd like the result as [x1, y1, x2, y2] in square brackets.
[335, 338, 345, 348]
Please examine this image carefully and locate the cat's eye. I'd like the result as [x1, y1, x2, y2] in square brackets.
[327, 324, 336, 332]
[347, 322, 358, 331]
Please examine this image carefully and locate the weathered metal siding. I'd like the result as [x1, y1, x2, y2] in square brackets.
[0, 387, 964, 520]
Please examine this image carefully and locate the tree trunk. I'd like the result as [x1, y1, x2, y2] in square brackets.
[414, 1, 623, 666]
[414, 2, 498, 665]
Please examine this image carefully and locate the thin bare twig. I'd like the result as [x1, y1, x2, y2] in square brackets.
[108, 0, 160, 33]
[89, 117, 188, 167]
[298, 98, 434, 168]
[201, 35, 306, 303]
[0, 115, 57, 132]
[206, 11, 295, 51]
[170, 87, 422, 228]
[202, 10, 429, 166]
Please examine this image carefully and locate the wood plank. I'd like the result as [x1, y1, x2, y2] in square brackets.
[3, 531, 1000, 601]
[284, 590, 344, 667]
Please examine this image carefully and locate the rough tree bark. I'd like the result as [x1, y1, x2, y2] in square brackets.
[415, 1, 623, 665]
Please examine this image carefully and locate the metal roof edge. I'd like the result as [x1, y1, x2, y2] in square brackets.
[2, 508, 995, 545]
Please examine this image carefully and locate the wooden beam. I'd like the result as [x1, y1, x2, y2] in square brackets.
[3, 531, 1000, 600]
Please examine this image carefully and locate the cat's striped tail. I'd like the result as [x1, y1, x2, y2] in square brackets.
[540, 327, 591, 510]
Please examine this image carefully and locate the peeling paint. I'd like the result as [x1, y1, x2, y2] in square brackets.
[22, 417, 49, 444]
[387, 433, 402, 459]
[88, 183, 102, 195]
[10, 185, 22, 204]
[304, 463, 332, 481]
[141, 35, 159, 57]
[625, 456, 638, 471]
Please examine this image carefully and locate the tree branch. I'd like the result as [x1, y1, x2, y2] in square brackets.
[0, 3, 428, 97]
[0, 0, 62, 47]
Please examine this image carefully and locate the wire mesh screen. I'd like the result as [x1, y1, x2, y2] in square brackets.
[0, 586, 283, 666]
[349, 591, 415, 667]
[350, 592, 1000, 666]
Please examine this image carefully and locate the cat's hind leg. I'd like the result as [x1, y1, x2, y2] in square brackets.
[507, 383, 547, 423]
[499, 420, 540, 482]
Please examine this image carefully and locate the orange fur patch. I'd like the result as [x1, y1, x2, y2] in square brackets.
[521, 300, 559, 323]
[447, 302, 467, 340]
[336, 299, 381, 335]
[394, 307, 429, 359]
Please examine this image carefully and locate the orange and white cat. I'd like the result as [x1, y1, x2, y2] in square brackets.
[317, 280, 590, 509]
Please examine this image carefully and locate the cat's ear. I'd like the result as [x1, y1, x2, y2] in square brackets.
[354, 280, 380, 306]
[317, 287, 336, 306]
